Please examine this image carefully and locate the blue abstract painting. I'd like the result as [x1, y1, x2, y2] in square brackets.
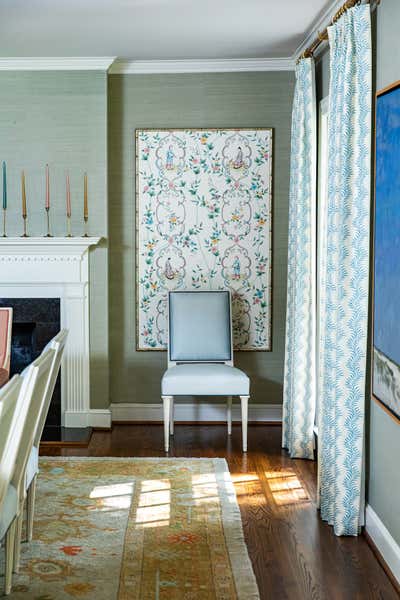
[373, 82, 400, 420]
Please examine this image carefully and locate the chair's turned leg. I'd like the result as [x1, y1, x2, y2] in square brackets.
[5, 519, 16, 595]
[240, 395, 249, 452]
[227, 396, 232, 435]
[27, 475, 37, 542]
[13, 509, 23, 573]
[162, 396, 171, 452]
[170, 397, 174, 436]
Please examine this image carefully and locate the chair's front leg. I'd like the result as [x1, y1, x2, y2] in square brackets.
[4, 519, 16, 595]
[13, 503, 24, 573]
[170, 397, 174, 436]
[240, 396, 249, 452]
[26, 475, 37, 542]
[162, 396, 171, 452]
[227, 396, 232, 435]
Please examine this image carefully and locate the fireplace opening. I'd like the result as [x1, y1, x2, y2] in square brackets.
[11, 322, 37, 373]
[0, 298, 61, 441]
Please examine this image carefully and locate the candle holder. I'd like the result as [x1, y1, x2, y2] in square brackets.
[66, 215, 72, 237]
[2, 208, 6, 237]
[83, 216, 89, 237]
[45, 207, 53, 237]
[21, 214, 28, 238]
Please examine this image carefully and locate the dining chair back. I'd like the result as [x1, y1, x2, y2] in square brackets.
[12, 349, 55, 496]
[168, 290, 233, 367]
[33, 329, 68, 447]
[0, 374, 29, 594]
[24, 330, 68, 543]
[0, 376, 25, 518]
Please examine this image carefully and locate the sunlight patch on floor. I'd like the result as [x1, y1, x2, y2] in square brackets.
[191, 473, 219, 505]
[265, 469, 309, 506]
[135, 479, 171, 528]
[89, 482, 134, 510]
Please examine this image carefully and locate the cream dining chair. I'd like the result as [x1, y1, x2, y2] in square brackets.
[0, 308, 13, 389]
[0, 375, 30, 595]
[161, 291, 250, 453]
[10, 348, 56, 576]
[24, 329, 68, 542]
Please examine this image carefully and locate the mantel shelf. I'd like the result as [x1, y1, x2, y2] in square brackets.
[0, 236, 101, 248]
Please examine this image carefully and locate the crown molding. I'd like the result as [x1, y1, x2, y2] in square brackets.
[293, 0, 377, 61]
[293, 0, 343, 60]
[109, 57, 295, 75]
[0, 57, 116, 71]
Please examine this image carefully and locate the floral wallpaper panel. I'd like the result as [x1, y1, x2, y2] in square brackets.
[136, 128, 272, 351]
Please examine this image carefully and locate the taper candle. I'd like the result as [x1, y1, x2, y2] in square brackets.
[66, 173, 71, 217]
[83, 172, 88, 219]
[21, 171, 27, 217]
[2, 162, 6, 210]
[45, 164, 50, 210]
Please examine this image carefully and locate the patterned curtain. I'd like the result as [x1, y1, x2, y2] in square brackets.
[282, 58, 317, 460]
[318, 5, 371, 536]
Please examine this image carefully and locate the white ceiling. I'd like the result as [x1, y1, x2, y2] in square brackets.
[0, 0, 333, 60]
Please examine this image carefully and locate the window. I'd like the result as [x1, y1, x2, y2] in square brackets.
[316, 96, 329, 431]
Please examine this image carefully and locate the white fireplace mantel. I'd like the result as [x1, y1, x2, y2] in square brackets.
[0, 237, 103, 428]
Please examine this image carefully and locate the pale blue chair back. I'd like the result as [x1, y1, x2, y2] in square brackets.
[168, 291, 233, 365]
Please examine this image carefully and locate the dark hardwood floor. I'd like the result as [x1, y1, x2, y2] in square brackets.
[41, 424, 399, 600]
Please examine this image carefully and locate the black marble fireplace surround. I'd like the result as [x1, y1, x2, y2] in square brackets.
[0, 298, 61, 440]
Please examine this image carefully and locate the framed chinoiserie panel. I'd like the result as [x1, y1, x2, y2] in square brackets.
[373, 81, 400, 422]
[136, 128, 273, 352]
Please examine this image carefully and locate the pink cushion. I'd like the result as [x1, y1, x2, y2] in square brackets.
[0, 309, 12, 373]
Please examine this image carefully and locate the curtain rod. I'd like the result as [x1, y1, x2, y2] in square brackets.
[297, 0, 381, 63]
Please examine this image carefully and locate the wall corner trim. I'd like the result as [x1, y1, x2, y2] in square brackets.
[109, 57, 295, 75]
[365, 504, 400, 586]
[0, 57, 116, 71]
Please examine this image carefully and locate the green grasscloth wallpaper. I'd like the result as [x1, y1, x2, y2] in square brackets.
[0, 71, 109, 410]
[108, 71, 295, 406]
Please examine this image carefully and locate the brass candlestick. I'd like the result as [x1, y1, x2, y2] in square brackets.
[45, 207, 52, 237]
[66, 214, 72, 237]
[21, 170, 28, 236]
[2, 208, 6, 237]
[21, 214, 28, 237]
[83, 216, 89, 237]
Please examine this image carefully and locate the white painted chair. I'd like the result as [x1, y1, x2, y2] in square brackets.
[10, 348, 56, 575]
[161, 291, 250, 453]
[0, 375, 31, 595]
[25, 329, 68, 542]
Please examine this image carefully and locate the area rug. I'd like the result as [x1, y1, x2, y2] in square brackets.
[3, 457, 259, 599]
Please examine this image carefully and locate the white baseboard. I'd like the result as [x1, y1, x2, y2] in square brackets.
[89, 409, 112, 428]
[365, 504, 400, 586]
[63, 403, 281, 429]
[110, 402, 282, 423]
[63, 409, 112, 429]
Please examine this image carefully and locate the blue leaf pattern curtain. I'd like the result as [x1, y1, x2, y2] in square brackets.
[282, 58, 317, 460]
[318, 5, 371, 536]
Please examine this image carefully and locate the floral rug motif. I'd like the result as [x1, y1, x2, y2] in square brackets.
[2, 458, 259, 599]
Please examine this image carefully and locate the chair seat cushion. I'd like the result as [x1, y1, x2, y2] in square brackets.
[0, 484, 17, 540]
[26, 445, 39, 490]
[162, 364, 249, 396]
